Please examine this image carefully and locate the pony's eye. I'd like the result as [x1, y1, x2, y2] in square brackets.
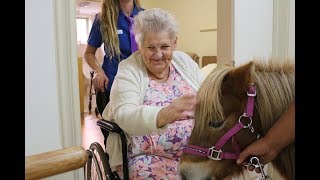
[209, 120, 224, 128]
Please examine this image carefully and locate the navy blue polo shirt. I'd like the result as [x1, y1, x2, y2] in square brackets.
[87, 5, 143, 92]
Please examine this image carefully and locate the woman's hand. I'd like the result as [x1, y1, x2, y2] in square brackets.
[237, 137, 280, 173]
[156, 93, 197, 127]
[237, 138, 280, 166]
[93, 69, 109, 92]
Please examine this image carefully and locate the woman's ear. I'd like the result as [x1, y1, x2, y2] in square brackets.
[173, 37, 178, 50]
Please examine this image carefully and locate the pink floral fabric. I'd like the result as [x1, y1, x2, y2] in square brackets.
[128, 64, 196, 179]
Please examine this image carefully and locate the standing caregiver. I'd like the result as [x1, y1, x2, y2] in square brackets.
[84, 0, 144, 114]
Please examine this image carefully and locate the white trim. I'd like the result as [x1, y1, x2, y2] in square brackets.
[217, 0, 235, 66]
[53, 0, 84, 179]
[288, 0, 295, 58]
[272, 0, 280, 57]
[272, 0, 292, 59]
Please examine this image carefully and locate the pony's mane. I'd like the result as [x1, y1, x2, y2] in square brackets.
[195, 59, 295, 134]
[253, 59, 295, 133]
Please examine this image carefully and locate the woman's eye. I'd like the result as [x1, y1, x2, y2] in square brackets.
[161, 46, 170, 50]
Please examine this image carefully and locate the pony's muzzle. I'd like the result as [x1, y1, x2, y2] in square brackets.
[178, 161, 214, 180]
[180, 173, 187, 180]
[180, 172, 212, 180]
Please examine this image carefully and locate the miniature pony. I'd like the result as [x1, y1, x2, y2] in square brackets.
[179, 60, 295, 180]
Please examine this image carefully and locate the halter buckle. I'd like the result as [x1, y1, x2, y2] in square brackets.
[247, 90, 256, 97]
[247, 83, 257, 97]
[208, 147, 222, 160]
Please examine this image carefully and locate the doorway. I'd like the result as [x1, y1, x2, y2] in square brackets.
[76, 0, 105, 150]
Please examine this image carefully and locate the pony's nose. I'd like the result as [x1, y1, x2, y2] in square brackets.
[180, 173, 187, 180]
[180, 173, 211, 180]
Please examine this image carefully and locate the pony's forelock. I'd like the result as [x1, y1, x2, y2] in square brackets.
[195, 65, 234, 132]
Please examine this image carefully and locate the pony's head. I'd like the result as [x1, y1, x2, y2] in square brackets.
[179, 59, 295, 180]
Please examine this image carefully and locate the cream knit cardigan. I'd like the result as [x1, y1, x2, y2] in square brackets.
[102, 50, 204, 167]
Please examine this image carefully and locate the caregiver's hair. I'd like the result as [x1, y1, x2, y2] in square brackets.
[133, 8, 179, 47]
[100, 0, 142, 58]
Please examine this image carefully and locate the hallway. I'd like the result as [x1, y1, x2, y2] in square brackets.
[80, 53, 106, 150]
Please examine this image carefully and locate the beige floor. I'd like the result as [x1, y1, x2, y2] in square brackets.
[81, 112, 105, 150]
[80, 54, 107, 153]
[80, 54, 106, 150]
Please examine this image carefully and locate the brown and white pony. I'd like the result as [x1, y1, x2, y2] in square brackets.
[179, 60, 295, 180]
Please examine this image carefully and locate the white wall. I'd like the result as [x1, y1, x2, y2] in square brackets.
[25, 0, 62, 156]
[26, 0, 83, 179]
[288, 0, 295, 58]
[234, 0, 273, 66]
[273, 0, 295, 59]
[218, 0, 294, 66]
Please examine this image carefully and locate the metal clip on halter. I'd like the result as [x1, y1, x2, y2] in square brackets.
[249, 156, 272, 180]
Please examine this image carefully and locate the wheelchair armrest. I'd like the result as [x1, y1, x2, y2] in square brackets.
[97, 119, 123, 134]
[96, 119, 129, 180]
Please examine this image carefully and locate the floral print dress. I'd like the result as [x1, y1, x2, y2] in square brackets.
[128, 64, 196, 180]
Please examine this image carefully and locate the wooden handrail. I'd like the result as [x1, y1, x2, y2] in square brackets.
[25, 146, 88, 180]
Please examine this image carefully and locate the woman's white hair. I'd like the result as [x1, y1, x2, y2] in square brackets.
[133, 8, 179, 47]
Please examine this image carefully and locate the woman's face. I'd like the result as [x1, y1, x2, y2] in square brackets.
[140, 31, 177, 75]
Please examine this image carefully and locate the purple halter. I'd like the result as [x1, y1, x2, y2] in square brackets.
[182, 83, 258, 160]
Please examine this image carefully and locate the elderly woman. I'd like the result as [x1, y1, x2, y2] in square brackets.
[103, 8, 204, 179]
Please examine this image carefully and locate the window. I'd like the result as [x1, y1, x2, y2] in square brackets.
[76, 18, 89, 44]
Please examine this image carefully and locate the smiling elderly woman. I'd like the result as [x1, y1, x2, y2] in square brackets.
[102, 8, 204, 179]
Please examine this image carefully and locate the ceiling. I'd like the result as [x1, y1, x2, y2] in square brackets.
[76, 0, 101, 16]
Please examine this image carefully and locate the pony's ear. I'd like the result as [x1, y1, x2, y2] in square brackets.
[224, 61, 255, 96]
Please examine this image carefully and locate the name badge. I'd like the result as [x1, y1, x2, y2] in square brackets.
[117, 29, 123, 34]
